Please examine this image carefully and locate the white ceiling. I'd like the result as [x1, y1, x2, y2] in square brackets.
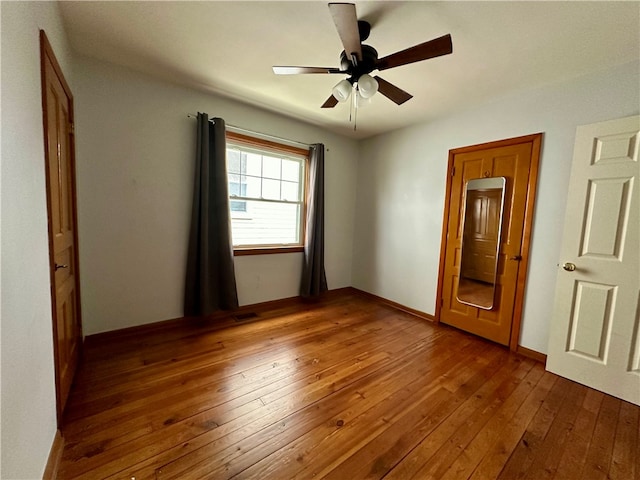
[59, 1, 640, 139]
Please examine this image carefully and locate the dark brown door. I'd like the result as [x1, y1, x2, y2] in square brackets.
[40, 31, 82, 422]
[438, 134, 542, 347]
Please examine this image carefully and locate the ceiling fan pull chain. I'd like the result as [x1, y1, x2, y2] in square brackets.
[349, 86, 354, 123]
[354, 89, 358, 131]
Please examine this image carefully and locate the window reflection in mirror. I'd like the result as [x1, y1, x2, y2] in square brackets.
[456, 177, 506, 310]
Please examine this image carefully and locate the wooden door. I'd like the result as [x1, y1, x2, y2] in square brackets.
[438, 134, 542, 347]
[40, 31, 83, 421]
[547, 116, 639, 405]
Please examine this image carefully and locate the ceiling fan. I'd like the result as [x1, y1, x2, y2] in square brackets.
[272, 2, 453, 108]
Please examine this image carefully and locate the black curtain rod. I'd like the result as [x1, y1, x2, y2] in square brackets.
[187, 114, 311, 149]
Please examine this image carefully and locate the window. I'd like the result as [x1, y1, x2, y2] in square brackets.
[227, 148, 247, 212]
[226, 132, 308, 254]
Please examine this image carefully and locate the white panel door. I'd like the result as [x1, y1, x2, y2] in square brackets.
[547, 115, 640, 405]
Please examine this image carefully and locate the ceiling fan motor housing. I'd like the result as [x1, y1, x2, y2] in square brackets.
[340, 44, 379, 81]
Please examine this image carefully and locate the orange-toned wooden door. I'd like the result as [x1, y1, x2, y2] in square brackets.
[439, 135, 541, 346]
[41, 31, 83, 421]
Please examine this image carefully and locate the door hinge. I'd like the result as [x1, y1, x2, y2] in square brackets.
[451, 167, 455, 177]
[69, 122, 75, 135]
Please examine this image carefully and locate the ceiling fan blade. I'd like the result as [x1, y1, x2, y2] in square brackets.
[329, 3, 362, 62]
[273, 66, 345, 75]
[321, 95, 339, 108]
[374, 76, 413, 105]
[376, 34, 452, 71]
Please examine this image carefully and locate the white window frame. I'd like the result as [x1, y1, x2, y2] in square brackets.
[226, 131, 309, 255]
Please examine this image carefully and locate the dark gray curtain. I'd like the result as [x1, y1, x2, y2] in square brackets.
[184, 113, 238, 316]
[300, 143, 328, 297]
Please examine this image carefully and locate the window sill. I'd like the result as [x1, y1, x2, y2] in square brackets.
[233, 246, 304, 256]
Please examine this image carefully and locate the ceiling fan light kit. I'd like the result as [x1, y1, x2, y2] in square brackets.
[357, 73, 378, 99]
[272, 2, 453, 120]
[332, 73, 377, 104]
[332, 79, 353, 102]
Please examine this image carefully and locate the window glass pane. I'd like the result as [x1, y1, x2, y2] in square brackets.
[228, 173, 241, 187]
[230, 200, 246, 212]
[245, 175, 261, 198]
[229, 181, 241, 197]
[281, 181, 299, 201]
[282, 159, 300, 182]
[262, 155, 281, 180]
[262, 178, 280, 200]
[227, 149, 241, 173]
[230, 200, 300, 245]
[245, 153, 261, 177]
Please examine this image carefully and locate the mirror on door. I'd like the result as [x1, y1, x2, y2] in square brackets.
[457, 177, 506, 309]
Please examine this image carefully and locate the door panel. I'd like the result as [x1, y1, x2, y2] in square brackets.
[41, 31, 82, 421]
[440, 138, 539, 346]
[547, 115, 639, 405]
[582, 177, 632, 258]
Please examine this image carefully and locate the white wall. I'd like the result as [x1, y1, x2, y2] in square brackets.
[353, 61, 640, 354]
[73, 56, 359, 335]
[0, 2, 74, 478]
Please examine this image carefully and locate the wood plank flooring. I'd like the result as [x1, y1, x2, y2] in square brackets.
[58, 291, 639, 479]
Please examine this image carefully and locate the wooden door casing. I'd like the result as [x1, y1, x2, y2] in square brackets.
[437, 134, 542, 348]
[40, 30, 83, 423]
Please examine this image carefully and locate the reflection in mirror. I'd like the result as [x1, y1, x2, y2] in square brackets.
[457, 177, 506, 310]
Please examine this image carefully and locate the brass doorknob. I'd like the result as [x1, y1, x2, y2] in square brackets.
[562, 262, 576, 272]
[55, 263, 68, 271]
[510, 255, 522, 261]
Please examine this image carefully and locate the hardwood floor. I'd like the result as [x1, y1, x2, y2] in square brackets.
[58, 290, 639, 479]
